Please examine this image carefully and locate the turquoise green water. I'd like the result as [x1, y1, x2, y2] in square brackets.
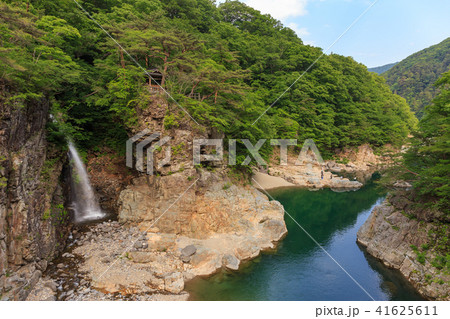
[185, 181, 424, 301]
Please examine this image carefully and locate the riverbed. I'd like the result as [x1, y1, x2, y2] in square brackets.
[185, 180, 424, 301]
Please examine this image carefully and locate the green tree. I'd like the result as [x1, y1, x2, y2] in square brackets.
[404, 71, 450, 211]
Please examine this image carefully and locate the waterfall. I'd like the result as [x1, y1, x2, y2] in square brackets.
[68, 141, 105, 223]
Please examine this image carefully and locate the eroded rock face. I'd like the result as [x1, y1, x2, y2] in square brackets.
[118, 169, 287, 241]
[357, 199, 449, 300]
[0, 95, 69, 300]
[71, 170, 284, 296]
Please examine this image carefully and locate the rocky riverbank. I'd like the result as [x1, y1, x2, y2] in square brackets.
[257, 144, 387, 190]
[27, 220, 190, 301]
[27, 168, 287, 300]
[357, 194, 449, 300]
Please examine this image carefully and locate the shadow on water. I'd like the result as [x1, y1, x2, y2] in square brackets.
[185, 178, 424, 301]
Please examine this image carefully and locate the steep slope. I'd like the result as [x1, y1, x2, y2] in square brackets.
[383, 37, 450, 118]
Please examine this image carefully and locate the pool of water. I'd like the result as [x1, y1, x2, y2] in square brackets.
[185, 181, 424, 301]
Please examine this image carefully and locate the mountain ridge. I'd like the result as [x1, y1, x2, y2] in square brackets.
[382, 37, 450, 118]
[368, 62, 398, 75]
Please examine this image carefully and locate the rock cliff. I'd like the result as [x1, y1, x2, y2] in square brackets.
[0, 93, 69, 300]
[357, 193, 449, 300]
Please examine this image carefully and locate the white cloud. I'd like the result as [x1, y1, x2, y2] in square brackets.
[243, 0, 309, 20]
[216, 0, 314, 43]
[287, 23, 314, 44]
[288, 23, 309, 37]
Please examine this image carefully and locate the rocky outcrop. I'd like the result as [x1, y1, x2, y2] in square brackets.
[263, 163, 363, 190]
[0, 93, 69, 300]
[262, 144, 391, 190]
[357, 195, 449, 300]
[67, 168, 286, 298]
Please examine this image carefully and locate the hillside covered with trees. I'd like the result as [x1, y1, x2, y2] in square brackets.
[368, 62, 397, 75]
[403, 71, 450, 212]
[383, 37, 450, 118]
[1, 0, 417, 160]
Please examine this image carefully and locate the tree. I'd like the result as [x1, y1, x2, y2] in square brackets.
[404, 71, 450, 211]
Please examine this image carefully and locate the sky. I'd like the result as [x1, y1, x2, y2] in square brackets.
[217, 0, 450, 68]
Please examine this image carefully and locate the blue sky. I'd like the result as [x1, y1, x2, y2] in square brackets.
[218, 0, 450, 68]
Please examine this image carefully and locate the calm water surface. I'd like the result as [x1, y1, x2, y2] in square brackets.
[185, 181, 424, 301]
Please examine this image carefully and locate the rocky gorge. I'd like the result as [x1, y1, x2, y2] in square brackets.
[1, 95, 289, 300]
[0, 94, 438, 301]
[25, 172, 287, 301]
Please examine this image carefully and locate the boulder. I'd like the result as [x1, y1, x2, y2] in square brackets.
[180, 245, 197, 257]
[44, 281, 58, 292]
[222, 254, 240, 271]
[180, 255, 191, 263]
[129, 251, 157, 263]
[164, 272, 184, 294]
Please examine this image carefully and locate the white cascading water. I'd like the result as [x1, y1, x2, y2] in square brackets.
[68, 141, 105, 223]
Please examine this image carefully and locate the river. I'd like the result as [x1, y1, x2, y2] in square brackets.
[185, 180, 424, 301]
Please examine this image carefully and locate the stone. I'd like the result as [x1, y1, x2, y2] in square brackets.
[393, 180, 412, 188]
[57, 263, 65, 269]
[180, 255, 191, 263]
[180, 245, 197, 257]
[164, 272, 184, 294]
[70, 170, 290, 299]
[189, 249, 222, 276]
[128, 251, 156, 263]
[262, 219, 287, 241]
[30, 270, 42, 288]
[222, 254, 240, 270]
[235, 242, 260, 261]
[36, 260, 48, 272]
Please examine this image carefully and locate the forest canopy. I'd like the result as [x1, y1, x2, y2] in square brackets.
[383, 37, 450, 119]
[0, 0, 417, 159]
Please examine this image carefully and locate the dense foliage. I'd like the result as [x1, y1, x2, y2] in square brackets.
[403, 71, 450, 212]
[383, 37, 450, 118]
[1, 0, 416, 160]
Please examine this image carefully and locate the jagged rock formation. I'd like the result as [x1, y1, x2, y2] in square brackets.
[0, 94, 69, 300]
[357, 194, 449, 300]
